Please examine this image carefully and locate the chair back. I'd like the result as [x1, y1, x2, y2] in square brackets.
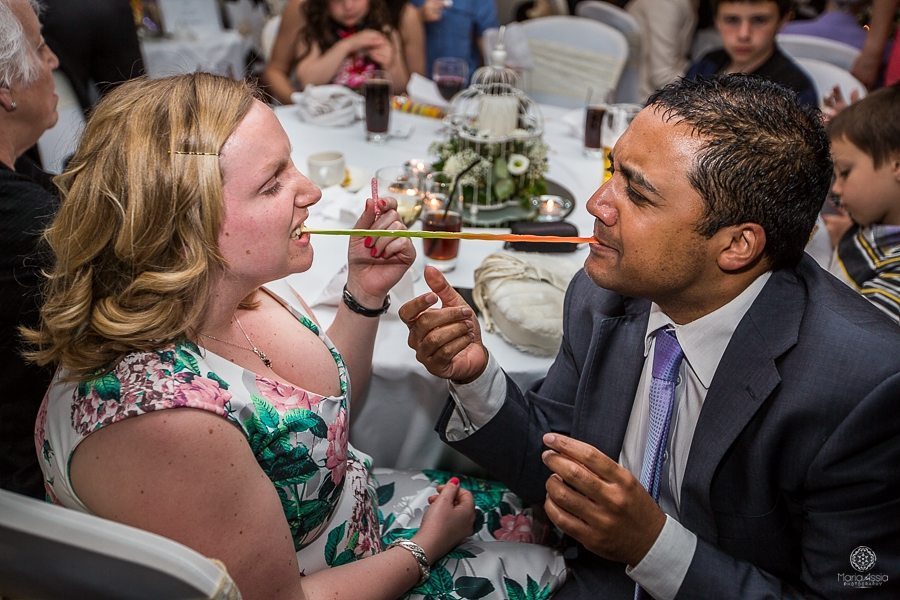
[776, 33, 860, 71]
[575, 1, 643, 103]
[518, 16, 628, 108]
[261, 14, 282, 62]
[36, 71, 85, 174]
[794, 57, 867, 108]
[0, 488, 241, 599]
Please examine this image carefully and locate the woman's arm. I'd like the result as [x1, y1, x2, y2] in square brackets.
[851, 0, 897, 88]
[70, 409, 469, 600]
[399, 4, 426, 78]
[261, 0, 307, 104]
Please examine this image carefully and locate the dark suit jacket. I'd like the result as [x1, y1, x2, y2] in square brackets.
[438, 255, 900, 598]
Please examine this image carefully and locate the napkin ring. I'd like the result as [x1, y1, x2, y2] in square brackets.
[342, 284, 390, 317]
[387, 538, 430, 585]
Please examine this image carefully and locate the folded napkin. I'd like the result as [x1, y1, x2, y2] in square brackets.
[406, 73, 448, 108]
[311, 264, 416, 320]
[291, 84, 363, 127]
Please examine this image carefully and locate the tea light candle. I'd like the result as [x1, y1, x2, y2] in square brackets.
[404, 159, 430, 188]
[534, 195, 569, 222]
[422, 195, 444, 212]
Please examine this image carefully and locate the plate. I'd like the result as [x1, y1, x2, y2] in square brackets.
[461, 179, 576, 227]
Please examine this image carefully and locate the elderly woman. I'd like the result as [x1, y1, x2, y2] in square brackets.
[26, 73, 565, 599]
[262, 0, 424, 104]
[0, 0, 59, 498]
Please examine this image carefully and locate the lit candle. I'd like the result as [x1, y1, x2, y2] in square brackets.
[534, 195, 569, 222]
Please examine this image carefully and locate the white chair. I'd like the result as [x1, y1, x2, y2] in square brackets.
[794, 57, 867, 108]
[260, 14, 281, 62]
[518, 16, 628, 108]
[777, 33, 860, 72]
[36, 71, 85, 174]
[0, 488, 241, 599]
[575, 1, 643, 104]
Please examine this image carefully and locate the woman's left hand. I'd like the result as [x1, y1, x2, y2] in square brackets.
[345, 195, 415, 306]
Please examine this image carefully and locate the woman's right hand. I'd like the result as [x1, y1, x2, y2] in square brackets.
[343, 29, 390, 54]
[412, 478, 475, 562]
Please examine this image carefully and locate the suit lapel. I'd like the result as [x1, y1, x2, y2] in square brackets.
[575, 297, 650, 459]
[680, 268, 806, 540]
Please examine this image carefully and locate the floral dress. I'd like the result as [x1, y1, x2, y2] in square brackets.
[36, 282, 567, 599]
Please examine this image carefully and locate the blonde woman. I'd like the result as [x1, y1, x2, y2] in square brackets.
[27, 73, 566, 600]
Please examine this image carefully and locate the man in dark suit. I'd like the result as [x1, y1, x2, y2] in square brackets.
[399, 75, 900, 598]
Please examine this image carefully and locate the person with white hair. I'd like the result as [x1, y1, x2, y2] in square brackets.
[0, 0, 60, 499]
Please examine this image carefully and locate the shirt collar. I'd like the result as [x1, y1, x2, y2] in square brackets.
[644, 272, 772, 388]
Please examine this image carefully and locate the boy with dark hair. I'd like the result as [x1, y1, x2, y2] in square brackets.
[687, 0, 818, 108]
[826, 83, 900, 322]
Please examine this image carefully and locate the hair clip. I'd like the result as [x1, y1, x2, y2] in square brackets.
[167, 150, 219, 156]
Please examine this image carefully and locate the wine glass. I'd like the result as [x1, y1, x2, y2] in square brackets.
[375, 166, 423, 227]
[433, 57, 469, 102]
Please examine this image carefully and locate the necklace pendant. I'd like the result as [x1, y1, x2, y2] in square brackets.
[254, 348, 272, 368]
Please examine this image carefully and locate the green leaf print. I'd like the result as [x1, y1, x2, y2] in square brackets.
[252, 395, 281, 430]
[416, 565, 454, 596]
[174, 347, 201, 375]
[77, 372, 120, 401]
[382, 527, 419, 547]
[297, 498, 332, 533]
[265, 446, 319, 486]
[299, 314, 319, 336]
[318, 475, 336, 500]
[525, 576, 552, 600]
[325, 522, 346, 564]
[499, 501, 514, 516]
[206, 371, 229, 390]
[454, 576, 495, 599]
[347, 530, 359, 551]
[376, 482, 395, 506]
[486, 510, 501, 538]
[504, 578, 527, 600]
[331, 548, 356, 567]
[282, 408, 328, 438]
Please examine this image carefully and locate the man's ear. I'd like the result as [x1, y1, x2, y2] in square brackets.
[0, 87, 15, 112]
[716, 223, 766, 272]
[890, 151, 900, 183]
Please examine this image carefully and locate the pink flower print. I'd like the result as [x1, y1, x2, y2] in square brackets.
[256, 377, 322, 412]
[33, 394, 49, 458]
[493, 513, 535, 543]
[173, 375, 232, 412]
[325, 409, 349, 485]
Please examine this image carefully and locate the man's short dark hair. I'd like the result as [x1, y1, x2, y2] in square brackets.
[827, 83, 900, 170]
[647, 75, 832, 269]
[712, 0, 793, 18]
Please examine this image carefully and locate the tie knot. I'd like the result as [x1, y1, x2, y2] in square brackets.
[652, 328, 684, 382]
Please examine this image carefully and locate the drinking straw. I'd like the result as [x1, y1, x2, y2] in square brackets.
[303, 227, 596, 244]
[371, 177, 380, 218]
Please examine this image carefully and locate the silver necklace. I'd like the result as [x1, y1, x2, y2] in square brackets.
[199, 316, 272, 369]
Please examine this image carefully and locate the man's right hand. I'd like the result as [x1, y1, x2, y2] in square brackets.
[399, 266, 488, 383]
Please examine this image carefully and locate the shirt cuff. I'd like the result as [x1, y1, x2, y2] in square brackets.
[625, 514, 697, 600]
[444, 353, 506, 441]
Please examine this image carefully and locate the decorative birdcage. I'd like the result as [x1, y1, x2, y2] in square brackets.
[428, 29, 548, 225]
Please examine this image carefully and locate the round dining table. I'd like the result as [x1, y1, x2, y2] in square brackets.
[276, 101, 605, 472]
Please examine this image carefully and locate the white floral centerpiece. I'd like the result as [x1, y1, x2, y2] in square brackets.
[427, 33, 549, 225]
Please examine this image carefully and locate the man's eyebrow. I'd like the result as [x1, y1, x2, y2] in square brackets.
[618, 163, 661, 197]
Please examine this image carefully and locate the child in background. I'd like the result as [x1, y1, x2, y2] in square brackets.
[825, 83, 900, 323]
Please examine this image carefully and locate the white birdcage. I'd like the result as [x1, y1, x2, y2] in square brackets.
[435, 28, 547, 222]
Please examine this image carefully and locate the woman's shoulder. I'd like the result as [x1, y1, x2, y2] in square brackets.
[64, 341, 233, 436]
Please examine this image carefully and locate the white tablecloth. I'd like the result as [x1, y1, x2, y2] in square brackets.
[275, 103, 603, 471]
[141, 30, 251, 79]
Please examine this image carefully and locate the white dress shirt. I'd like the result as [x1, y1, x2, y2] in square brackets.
[445, 272, 771, 600]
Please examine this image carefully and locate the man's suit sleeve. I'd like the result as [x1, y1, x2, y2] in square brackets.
[678, 372, 900, 598]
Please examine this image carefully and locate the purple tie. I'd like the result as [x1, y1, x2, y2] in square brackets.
[635, 328, 684, 600]
[639, 328, 684, 500]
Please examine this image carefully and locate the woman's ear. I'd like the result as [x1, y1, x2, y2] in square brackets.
[716, 223, 767, 272]
[0, 87, 16, 112]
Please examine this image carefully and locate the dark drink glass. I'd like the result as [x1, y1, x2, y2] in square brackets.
[364, 70, 391, 143]
[584, 104, 605, 157]
[422, 211, 462, 271]
[432, 57, 468, 103]
[436, 75, 466, 101]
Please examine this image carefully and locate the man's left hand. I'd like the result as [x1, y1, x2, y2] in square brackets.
[542, 433, 666, 566]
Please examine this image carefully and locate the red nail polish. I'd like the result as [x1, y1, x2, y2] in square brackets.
[378, 199, 387, 209]
[364, 236, 373, 248]
[448, 476, 460, 486]
[370, 246, 378, 257]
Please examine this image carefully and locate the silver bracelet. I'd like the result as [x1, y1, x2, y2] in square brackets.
[387, 538, 430, 586]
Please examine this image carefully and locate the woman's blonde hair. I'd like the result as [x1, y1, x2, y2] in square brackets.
[24, 73, 258, 379]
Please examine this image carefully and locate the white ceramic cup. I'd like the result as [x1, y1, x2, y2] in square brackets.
[307, 151, 346, 188]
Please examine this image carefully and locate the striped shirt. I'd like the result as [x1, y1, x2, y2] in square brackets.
[831, 224, 900, 324]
